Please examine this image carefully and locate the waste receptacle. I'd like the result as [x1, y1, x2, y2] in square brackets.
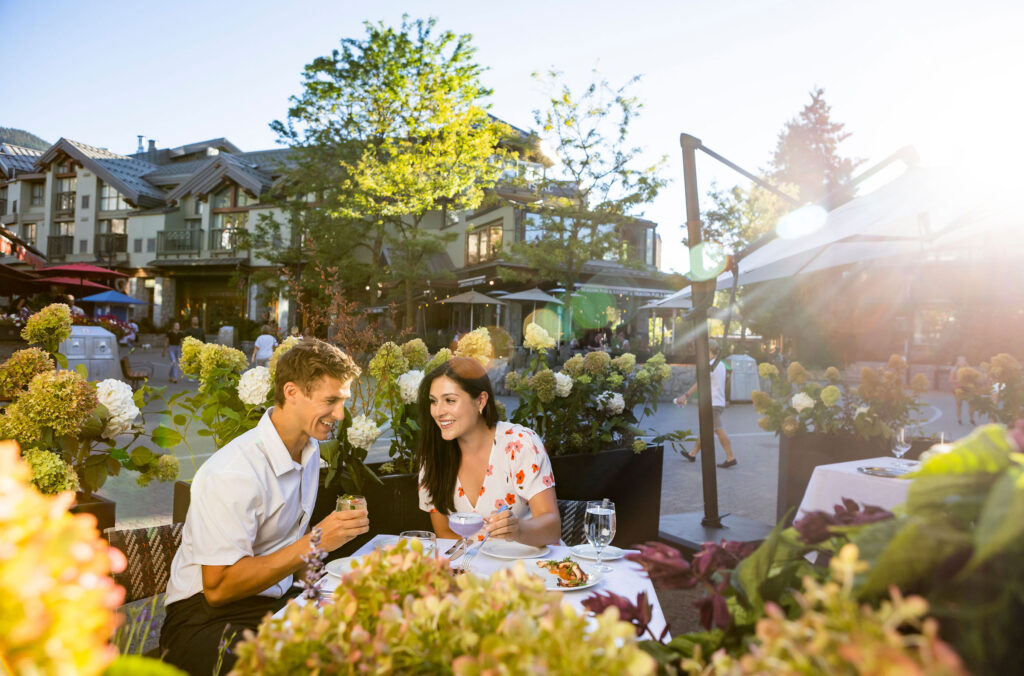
[60, 325, 119, 381]
[726, 354, 758, 402]
[217, 326, 236, 348]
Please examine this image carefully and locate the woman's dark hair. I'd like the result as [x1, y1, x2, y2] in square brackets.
[416, 357, 498, 515]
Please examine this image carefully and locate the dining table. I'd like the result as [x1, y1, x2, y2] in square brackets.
[796, 456, 914, 518]
[276, 533, 670, 639]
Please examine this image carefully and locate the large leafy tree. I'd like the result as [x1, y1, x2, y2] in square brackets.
[505, 71, 667, 319]
[255, 16, 506, 329]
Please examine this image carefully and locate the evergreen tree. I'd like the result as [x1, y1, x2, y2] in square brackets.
[0, 128, 50, 150]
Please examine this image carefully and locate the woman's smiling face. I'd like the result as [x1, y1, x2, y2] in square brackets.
[429, 375, 486, 442]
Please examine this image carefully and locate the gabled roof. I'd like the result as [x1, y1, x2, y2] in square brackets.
[167, 137, 243, 158]
[164, 152, 275, 202]
[35, 138, 167, 208]
[0, 143, 44, 179]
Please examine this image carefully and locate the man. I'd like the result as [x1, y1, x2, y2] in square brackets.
[675, 339, 738, 468]
[160, 339, 368, 675]
[184, 315, 204, 341]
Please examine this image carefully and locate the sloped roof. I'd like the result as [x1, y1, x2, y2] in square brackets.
[0, 143, 44, 178]
[35, 138, 167, 208]
[164, 152, 275, 202]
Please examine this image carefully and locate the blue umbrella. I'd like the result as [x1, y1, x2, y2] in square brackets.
[79, 290, 148, 305]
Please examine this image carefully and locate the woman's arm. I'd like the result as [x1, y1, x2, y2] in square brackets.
[429, 510, 460, 540]
[486, 487, 561, 546]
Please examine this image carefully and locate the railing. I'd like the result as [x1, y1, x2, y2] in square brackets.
[47, 235, 75, 258]
[95, 232, 128, 256]
[156, 229, 203, 257]
[209, 227, 243, 254]
[55, 191, 76, 216]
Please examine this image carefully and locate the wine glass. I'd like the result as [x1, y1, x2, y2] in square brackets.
[584, 499, 616, 573]
[892, 427, 912, 472]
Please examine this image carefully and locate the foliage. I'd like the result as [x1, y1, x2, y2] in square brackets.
[505, 324, 682, 455]
[0, 346, 54, 398]
[21, 446, 79, 494]
[257, 16, 506, 327]
[504, 70, 667, 310]
[966, 352, 1024, 424]
[752, 355, 928, 440]
[0, 126, 50, 150]
[0, 440, 125, 676]
[231, 539, 656, 674]
[21, 302, 71, 364]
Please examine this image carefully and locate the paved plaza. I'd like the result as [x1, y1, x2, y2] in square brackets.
[105, 341, 970, 538]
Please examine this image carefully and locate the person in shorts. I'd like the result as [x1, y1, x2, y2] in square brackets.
[674, 339, 738, 468]
[250, 325, 277, 367]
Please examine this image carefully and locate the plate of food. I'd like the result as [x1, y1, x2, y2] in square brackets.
[325, 555, 363, 578]
[535, 558, 602, 591]
[568, 544, 626, 561]
[479, 540, 549, 560]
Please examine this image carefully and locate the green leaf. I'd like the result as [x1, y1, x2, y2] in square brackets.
[963, 466, 1024, 574]
[106, 456, 122, 476]
[54, 352, 68, 368]
[219, 407, 240, 421]
[109, 448, 128, 461]
[734, 516, 789, 608]
[132, 388, 146, 409]
[904, 473, 995, 522]
[200, 403, 218, 425]
[130, 447, 154, 465]
[81, 406, 106, 439]
[83, 454, 109, 492]
[74, 363, 88, 379]
[196, 428, 212, 437]
[151, 426, 183, 449]
[911, 425, 1014, 477]
[173, 414, 187, 427]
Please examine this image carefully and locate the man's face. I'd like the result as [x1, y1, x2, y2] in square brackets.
[290, 376, 352, 442]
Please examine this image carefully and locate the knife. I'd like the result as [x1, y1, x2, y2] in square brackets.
[447, 539, 470, 563]
[459, 504, 509, 571]
[444, 539, 465, 556]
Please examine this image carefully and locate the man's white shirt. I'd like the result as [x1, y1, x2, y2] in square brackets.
[710, 360, 726, 407]
[165, 409, 320, 605]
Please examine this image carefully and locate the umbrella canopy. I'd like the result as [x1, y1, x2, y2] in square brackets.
[40, 263, 128, 278]
[500, 287, 563, 305]
[80, 290, 148, 305]
[33, 276, 112, 289]
[439, 290, 506, 330]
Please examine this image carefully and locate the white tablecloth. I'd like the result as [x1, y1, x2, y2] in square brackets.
[797, 457, 912, 518]
[276, 534, 669, 638]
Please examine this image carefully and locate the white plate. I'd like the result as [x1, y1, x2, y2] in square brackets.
[479, 540, 550, 560]
[569, 544, 626, 561]
[325, 555, 363, 578]
[535, 561, 603, 592]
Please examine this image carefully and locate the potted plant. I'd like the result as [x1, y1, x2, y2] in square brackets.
[0, 304, 179, 532]
[752, 356, 931, 521]
[503, 323, 688, 545]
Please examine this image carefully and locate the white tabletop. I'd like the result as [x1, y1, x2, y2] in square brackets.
[277, 533, 669, 639]
[797, 457, 912, 518]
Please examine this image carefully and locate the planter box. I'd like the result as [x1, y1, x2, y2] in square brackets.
[72, 492, 116, 535]
[777, 433, 933, 523]
[550, 445, 663, 547]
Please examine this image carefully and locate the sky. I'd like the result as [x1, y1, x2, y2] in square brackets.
[2, 0, 1022, 274]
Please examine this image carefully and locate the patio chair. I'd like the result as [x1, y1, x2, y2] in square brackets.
[557, 499, 589, 546]
[120, 355, 152, 391]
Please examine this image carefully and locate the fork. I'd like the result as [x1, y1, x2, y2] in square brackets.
[459, 504, 508, 572]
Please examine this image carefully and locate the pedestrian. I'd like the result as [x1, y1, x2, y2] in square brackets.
[184, 316, 204, 342]
[949, 355, 975, 425]
[160, 338, 367, 675]
[251, 325, 277, 367]
[121, 319, 139, 349]
[289, 326, 301, 340]
[163, 321, 183, 383]
[675, 339, 738, 468]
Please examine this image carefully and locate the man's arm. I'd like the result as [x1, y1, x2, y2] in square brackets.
[201, 508, 369, 607]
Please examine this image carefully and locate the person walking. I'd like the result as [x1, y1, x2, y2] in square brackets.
[949, 355, 975, 425]
[251, 325, 278, 367]
[184, 316, 204, 342]
[674, 339, 738, 468]
[162, 322, 184, 383]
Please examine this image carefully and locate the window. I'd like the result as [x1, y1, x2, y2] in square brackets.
[99, 182, 130, 211]
[55, 178, 76, 213]
[79, 238, 88, 253]
[30, 184, 43, 207]
[11, 200, 16, 214]
[213, 212, 248, 230]
[185, 218, 201, 231]
[465, 220, 504, 265]
[98, 218, 127, 234]
[22, 223, 36, 245]
[211, 184, 256, 209]
[146, 238, 156, 252]
[52, 222, 73, 236]
[193, 199, 204, 215]
[134, 238, 143, 253]
[81, 195, 89, 209]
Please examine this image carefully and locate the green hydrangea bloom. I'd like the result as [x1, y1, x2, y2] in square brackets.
[423, 348, 453, 374]
[583, 351, 611, 377]
[821, 385, 842, 407]
[0, 348, 55, 398]
[401, 339, 430, 370]
[824, 366, 842, 384]
[267, 336, 301, 383]
[530, 369, 556, 404]
[22, 449, 80, 495]
[759, 362, 780, 379]
[2, 370, 97, 444]
[21, 304, 72, 352]
[562, 354, 584, 378]
[369, 342, 409, 381]
[606, 372, 624, 388]
[178, 336, 204, 377]
[611, 353, 636, 374]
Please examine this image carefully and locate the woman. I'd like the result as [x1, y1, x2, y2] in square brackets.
[417, 357, 561, 546]
[162, 321, 183, 383]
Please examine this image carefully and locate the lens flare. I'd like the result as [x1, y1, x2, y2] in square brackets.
[776, 205, 828, 239]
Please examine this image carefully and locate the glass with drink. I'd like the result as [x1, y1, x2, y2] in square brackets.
[336, 494, 367, 512]
[585, 499, 617, 572]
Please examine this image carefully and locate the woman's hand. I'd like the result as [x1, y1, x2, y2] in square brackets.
[485, 508, 519, 541]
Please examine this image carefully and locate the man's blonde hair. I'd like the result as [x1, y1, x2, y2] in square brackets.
[273, 338, 360, 406]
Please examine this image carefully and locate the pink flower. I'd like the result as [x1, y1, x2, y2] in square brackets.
[542, 473, 554, 487]
[495, 499, 505, 510]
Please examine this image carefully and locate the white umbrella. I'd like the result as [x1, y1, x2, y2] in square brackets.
[439, 290, 506, 330]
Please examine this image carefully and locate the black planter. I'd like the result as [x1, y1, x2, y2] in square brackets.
[312, 463, 432, 560]
[72, 492, 116, 535]
[549, 445, 663, 547]
[777, 433, 933, 523]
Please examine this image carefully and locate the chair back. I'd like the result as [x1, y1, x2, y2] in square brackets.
[106, 523, 184, 603]
[557, 499, 589, 546]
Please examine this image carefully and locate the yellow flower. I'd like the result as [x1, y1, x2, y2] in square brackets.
[562, 354, 584, 378]
[1, 370, 97, 444]
[424, 347, 453, 374]
[523, 322, 555, 351]
[611, 353, 637, 374]
[820, 385, 841, 407]
[267, 335, 301, 382]
[751, 390, 773, 414]
[22, 448, 80, 494]
[781, 415, 800, 437]
[368, 342, 409, 380]
[758, 362, 779, 379]
[21, 303, 72, 351]
[989, 353, 1021, 383]
[454, 327, 493, 367]
[787, 361, 810, 385]
[824, 366, 842, 384]
[401, 338, 430, 370]
[910, 373, 930, 393]
[887, 354, 907, 372]
[0, 347, 55, 398]
[584, 350, 611, 376]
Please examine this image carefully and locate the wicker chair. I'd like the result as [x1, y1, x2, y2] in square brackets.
[557, 499, 589, 546]
[106, 523, 184, 604]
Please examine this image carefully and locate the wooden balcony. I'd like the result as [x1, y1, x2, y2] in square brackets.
[156, 229, 202, 258]
[47, 235, 75, 259]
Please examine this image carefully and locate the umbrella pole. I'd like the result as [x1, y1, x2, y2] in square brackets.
[470, 305, 474, 330]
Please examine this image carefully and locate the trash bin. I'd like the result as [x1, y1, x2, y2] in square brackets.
[726, 354, 758, 402]
[59, 325, 119, 381]
[217, 326, 236, 348]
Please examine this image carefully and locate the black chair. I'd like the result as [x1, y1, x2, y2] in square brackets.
[557, 499, 589, 546]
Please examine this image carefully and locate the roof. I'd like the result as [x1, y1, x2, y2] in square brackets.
[0, 143, 44, 178]
[164, 152, 276, 202]
[36, 138, 167, 208]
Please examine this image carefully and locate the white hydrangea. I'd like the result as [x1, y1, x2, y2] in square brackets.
[347, 414, 382, 451]
[791, 392, 815, 413]
[599, 390, 625, 415]
[237, 366, 272, 406]
[855, 405, 870, 417]
[397, 369, 424, 405]
[554, 372, 573, 398]
[97, 378, 140, 439]
[523, 322, 555, 351]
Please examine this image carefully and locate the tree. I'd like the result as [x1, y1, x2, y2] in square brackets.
[505, 71, 667, 337]
[769, 87, 862, 208]
[255, 16, 506, 328]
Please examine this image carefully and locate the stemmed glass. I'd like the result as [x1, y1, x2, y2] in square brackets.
[584, 499, 616, 573]
[448, 512, 484, 568]
[892, 427, 912, 472]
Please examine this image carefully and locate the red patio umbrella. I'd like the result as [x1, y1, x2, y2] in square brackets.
[33, 276, 112, 289]
[40, 263, 128, 278]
